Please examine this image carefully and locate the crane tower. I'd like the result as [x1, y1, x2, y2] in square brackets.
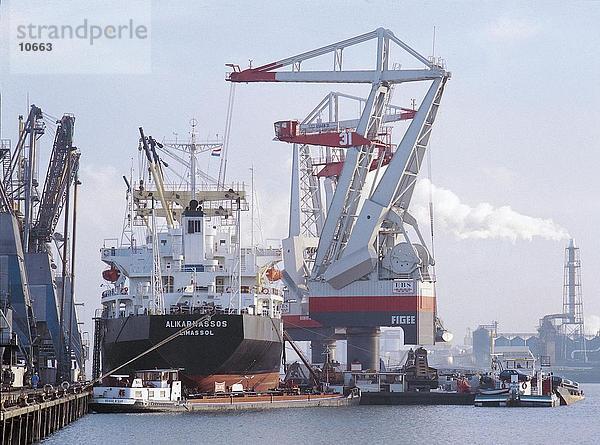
[228, 28, 450, 370]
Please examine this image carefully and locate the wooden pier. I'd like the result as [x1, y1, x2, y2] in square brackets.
[0, 386, 91, 445]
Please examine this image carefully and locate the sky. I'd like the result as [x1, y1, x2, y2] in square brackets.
[1, 0, 600, 354]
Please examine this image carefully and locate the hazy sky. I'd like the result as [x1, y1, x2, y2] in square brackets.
[1, 1, 599, 348]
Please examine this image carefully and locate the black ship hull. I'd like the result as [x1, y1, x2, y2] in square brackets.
[100, 313, 283, 392]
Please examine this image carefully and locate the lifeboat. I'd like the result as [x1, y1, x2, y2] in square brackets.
[102, 266, 121, 282]
[265, 267, 282, 282]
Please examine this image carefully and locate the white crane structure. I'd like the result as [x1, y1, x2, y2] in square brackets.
[229, 28, 450, 369]
[282, 91, 416, 297]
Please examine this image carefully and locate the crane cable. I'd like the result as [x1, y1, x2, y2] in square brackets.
[427, 142, 439, 318]
[218, 83, 236, 188]
[85, 314, 212, 389]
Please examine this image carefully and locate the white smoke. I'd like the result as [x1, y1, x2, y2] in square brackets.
[412, 179, 569, 242]
[586, 315, 600, 337]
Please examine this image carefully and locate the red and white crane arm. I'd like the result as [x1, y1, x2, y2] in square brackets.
[228, 28, 449, 290]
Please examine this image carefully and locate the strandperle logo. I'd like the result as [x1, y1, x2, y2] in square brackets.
[15, 19, 149, 46]
[7, 0, 152, 74]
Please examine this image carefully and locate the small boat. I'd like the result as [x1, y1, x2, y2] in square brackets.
[90, 369, 360, 413]
[475, 387, 560, 408]
[90, 369, 183, 413]
[474, 347, 584, 408]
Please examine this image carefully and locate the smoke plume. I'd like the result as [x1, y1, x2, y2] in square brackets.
[412, 179, 569, 242]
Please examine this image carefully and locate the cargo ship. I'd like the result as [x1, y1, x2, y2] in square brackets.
[94, 125, 284, 392]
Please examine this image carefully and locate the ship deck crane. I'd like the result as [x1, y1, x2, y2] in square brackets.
[139, 127, 175, 228]
[229, 28, 450, 369]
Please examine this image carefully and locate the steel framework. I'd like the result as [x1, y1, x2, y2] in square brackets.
[30, 115, 80, 251]
[229, 28, 451, 360]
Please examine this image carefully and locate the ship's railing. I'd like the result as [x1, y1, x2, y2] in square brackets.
[215, 285, 283, 296]
[161, 181, 247, 193]
[101, 288, 130, 298]
[170, 264, 225, 273]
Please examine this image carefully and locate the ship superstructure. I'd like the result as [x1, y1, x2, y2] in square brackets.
[95, 125, 284, 392]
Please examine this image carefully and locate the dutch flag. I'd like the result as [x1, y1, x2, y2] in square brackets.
[211, 146, 222, 157]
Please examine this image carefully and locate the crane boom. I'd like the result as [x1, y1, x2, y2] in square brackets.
[227, 28, 438, 84]
[139, 127, 175, 228]
[323, 76, 448, 288]
[30, 114, 79, 249]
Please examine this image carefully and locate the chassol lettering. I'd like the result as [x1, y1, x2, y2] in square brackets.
[178, 330, 214, 336]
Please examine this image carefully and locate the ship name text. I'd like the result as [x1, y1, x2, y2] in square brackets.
[165, 320, 228, 329]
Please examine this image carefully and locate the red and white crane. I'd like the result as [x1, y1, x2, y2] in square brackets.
[229, 28, 450, 369]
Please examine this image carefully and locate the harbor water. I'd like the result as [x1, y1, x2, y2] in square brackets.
[42, 384, 600, 445]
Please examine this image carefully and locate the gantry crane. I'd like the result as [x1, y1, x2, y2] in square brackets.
[229, 28, 450, 370]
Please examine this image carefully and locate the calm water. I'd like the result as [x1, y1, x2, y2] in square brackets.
[43, 384, 600, 445]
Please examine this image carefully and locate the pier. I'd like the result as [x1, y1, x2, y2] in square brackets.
[360, 391, 475, 406]
[1, 386, 91, 445]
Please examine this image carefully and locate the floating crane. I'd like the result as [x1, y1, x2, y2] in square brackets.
[229, 28, 450, 370]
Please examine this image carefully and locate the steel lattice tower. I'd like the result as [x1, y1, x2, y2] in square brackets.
[562, 239, 586, 360]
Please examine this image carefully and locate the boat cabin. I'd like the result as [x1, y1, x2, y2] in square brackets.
[92, 369, 182, 406]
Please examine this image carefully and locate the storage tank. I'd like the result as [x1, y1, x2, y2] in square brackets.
[473, 327, 491, 368]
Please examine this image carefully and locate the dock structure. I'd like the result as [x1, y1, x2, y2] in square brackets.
[360, 391, 475, 406]
[0, 386, 91, 445]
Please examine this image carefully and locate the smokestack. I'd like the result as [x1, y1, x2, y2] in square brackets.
[563, 238, 584, 328]
[566, 239, 577, 320]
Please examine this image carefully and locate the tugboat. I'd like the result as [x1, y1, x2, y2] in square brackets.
[94, 125, 284, 393]
[475, 346, 584, 407]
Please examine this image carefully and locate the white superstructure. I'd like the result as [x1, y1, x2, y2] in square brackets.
[99, 126, 284, 321]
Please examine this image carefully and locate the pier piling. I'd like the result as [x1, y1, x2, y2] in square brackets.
[1, 386, 90, 444]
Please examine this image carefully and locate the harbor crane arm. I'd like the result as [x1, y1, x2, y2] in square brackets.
[323, 75, 448, 288]
[227, 28, 441, 84]
[228, 28, 448, 289]
[30, 115, 79, 248]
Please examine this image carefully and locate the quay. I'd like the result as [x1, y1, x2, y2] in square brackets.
[360, 391, 475, 406]
[1, 386, 91, 445]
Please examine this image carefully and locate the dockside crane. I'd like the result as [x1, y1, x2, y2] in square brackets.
[30, 114, 80, 252]
[229, 28, 450, 370]
[281, 91, 418, 298]
[1, 105, 86, 384]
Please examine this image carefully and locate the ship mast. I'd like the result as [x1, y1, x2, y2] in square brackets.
[189, 118, 197, 200]
[151, 204, 165, 314]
